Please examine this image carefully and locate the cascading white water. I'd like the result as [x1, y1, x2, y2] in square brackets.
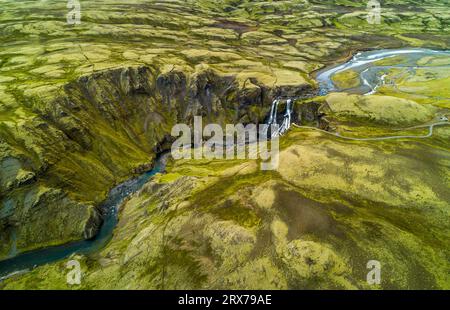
[267, 99, 279, 125]
[267, 98, 293, 137]
[278, 99, 292, 136]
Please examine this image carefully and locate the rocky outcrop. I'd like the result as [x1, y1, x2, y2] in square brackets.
[293, 101, 330, 129]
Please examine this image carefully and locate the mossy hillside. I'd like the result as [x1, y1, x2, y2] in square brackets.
[324, 92, 437, 126]
[3, 119, 449, 289]
[377, 67, 450, 109]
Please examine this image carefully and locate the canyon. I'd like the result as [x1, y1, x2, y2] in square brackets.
[0, 0, 449, 289]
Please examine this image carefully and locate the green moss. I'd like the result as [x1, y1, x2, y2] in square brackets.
[157, 173, 183, 184]
[210, 203, 261, 228]
[331, 69, 360, 89]
[325, 93, 436, 126]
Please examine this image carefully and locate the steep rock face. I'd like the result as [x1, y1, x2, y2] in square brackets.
[294, 101, 329, 129]
[0, 65, 314, 260]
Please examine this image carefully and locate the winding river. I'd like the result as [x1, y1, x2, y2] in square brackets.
[0, 154, 168, 280]
[1, 48, 449, 282]
[316, 48, 450, 96]
[309, 48, 450, 140]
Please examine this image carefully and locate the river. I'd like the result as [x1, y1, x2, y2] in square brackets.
[316, 48, 450, 96]
[0, 153, 168, 280]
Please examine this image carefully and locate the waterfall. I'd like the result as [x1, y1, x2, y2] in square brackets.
[267, 99, 279, 125]
[267, 98, 293, 137]
[278, 99, 292, 135]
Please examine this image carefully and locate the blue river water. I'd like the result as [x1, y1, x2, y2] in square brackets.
[0, 154, 167, 280]
[316, 48, 450, 95]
